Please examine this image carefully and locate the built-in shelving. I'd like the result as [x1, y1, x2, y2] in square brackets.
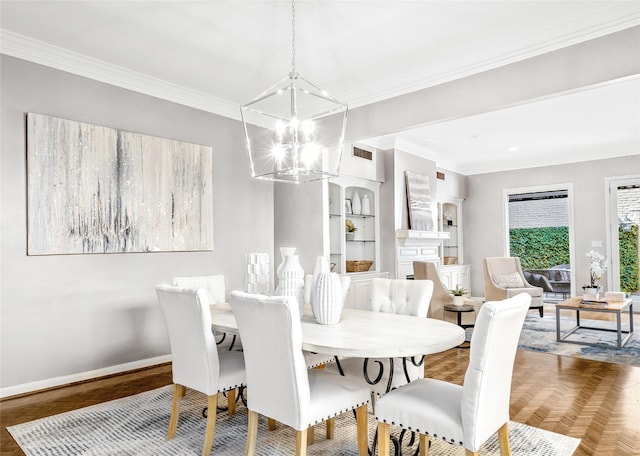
[328, 177, 380, 275]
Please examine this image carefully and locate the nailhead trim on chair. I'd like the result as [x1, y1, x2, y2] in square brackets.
[376, 417, 464, 446]
[216, 383, 244, 394]
[310, 400, 370, 425]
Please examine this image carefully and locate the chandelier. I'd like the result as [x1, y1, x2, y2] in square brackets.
[240, 0, 348, 183]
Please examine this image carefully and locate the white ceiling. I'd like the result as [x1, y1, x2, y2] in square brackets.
[1, 1, 639, 174]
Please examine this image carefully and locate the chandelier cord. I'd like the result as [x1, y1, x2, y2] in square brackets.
[290, 0, 297, 78]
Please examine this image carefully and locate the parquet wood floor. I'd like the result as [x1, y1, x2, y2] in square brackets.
[1, 348, 639, 455]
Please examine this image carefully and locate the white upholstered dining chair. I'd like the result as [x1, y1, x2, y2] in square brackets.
[228, 291, 370, 456]
[172, 274, 240, 351]
[375, 293, 531, 456]
[156, 284, 246, 456]
[329, 278, 434, 397]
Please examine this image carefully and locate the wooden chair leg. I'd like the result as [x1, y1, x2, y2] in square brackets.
[296, 429, 308, 456]
[326, 417, 335, 439]
[419, 434, 429, 456]
[377, 422, 390, 456]
[167, 384, 186, 440]
[201, 394, 218, 456]
[227, 388, 236, 416]
[465, 450, 478, 456]
[267, 418, 277, 431]
[355, 405, 368, 456]
[307, 425, 315, 445]
[498, 422, 511, 456]
[245, 410, 259, 456]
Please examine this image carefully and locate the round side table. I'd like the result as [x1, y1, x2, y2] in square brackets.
[444, 304, 476, 348]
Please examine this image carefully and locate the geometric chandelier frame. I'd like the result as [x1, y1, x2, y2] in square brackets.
[240, 0, 348, 183]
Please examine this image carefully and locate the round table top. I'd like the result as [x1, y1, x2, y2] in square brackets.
[211, 305, 465, 359]
[444, 304, 476, 312]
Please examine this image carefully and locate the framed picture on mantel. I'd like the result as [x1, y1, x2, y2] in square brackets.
[405, 171, 434, 231]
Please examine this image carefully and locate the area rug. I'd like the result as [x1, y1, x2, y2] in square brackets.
[8, 386, 580, 455]
[518, 312, 639, 367]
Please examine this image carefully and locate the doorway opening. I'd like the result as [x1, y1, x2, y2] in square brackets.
[503, 184, 575, 302]
[606, 176, 640, 303]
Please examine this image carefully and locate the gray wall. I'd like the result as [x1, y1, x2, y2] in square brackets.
[0, 56, 274, 391]
[274, 180, 326, 274]
[464, 156, 639, 296]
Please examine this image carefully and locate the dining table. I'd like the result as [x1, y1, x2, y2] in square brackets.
[210, 304, 465, 359]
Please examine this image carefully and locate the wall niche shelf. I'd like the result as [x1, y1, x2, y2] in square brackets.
[328, 176, 387, 310]
[437, 197, 470, 292]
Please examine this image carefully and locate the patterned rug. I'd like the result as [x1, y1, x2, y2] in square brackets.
[517, 312, 639, 366]
[8, 386, 580, 456]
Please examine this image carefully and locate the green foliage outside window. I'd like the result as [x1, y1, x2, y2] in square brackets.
[509, 226, 570, 270]
[619, 224, 639, 293]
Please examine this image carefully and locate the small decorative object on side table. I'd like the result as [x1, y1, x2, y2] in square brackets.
[448, 285, 468, 306]
[583, 249, 607, 299]
[444, 303, 476, 348]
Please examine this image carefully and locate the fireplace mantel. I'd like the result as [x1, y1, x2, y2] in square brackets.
[396, 229, 449, 244]
[395, 230, 449, 278]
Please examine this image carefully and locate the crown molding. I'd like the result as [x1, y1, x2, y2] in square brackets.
[457, 145, 640, 176]
[344, 4, 640, 108]
[1, 3, 638, 119]
[0, 29, 241, 121]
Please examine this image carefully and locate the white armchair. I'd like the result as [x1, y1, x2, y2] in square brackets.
[228, 291, 370, 456]
[375, 293, 531, 456]
[155, 285, 246, 456]
[483, 257, 544, 317]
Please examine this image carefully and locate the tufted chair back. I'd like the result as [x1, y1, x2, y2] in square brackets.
[371, 278, 433, 317]
[333, 278, 434, 398]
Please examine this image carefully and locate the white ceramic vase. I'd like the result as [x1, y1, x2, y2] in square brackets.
[361, 194, 371, 215]
[453, 295, 465, 306]
[352, 191, 361, 215]
[310, 256, 331, 318]
[311, 272, 344, 325]
[277, 247, 296, 278]
[583, 285, 601, 300]
[275, 254, 305, 316]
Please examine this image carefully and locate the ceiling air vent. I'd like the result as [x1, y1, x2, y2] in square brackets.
[352, 147, 373, 161]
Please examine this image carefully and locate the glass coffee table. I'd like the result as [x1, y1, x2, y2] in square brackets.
[555, 296, 634, 348]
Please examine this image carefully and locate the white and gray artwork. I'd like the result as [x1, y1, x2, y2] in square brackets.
[405, 171, 434, 231]
[27, 113, 213, 255]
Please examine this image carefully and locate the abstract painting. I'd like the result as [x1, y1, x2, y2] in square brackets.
[405, 171, 434, 231]
[27, 113, 213, 255]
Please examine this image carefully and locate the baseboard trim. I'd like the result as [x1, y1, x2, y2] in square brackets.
[0, 355, 172, 399]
